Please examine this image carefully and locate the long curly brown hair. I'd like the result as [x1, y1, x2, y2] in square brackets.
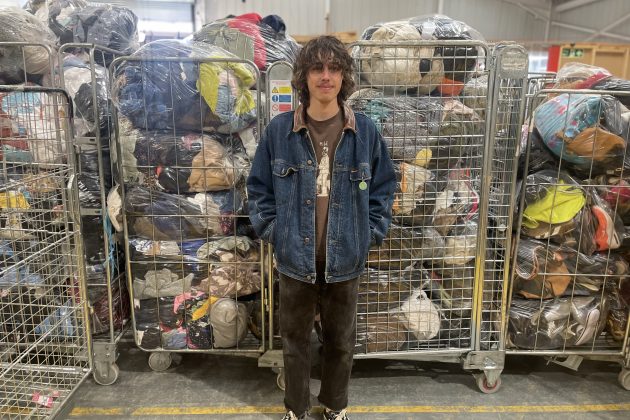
[291, 36, 355, 108]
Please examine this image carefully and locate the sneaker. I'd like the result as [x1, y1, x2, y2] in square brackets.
[323, 408, 349, 420]
[282, 411, 306, 420]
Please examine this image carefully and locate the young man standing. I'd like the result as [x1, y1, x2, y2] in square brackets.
[247, 36, 396, 420]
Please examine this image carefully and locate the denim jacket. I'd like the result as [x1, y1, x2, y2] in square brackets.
[247, 103, 396, 283]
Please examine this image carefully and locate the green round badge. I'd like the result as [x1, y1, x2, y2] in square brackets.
[359, 181, 368, 190]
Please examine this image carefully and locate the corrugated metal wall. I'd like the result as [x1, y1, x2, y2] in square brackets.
[206, 0, 545, 41]
[329, 0, 437, 35]
[107, 0, 194, 23]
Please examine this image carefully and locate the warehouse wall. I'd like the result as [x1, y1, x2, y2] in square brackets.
[548, 0, 630, 43]
[203, 0, 630, 44]
[329, 0, 545, 41]
[205, 0, 545, 41]
[206, 0, 327, 35]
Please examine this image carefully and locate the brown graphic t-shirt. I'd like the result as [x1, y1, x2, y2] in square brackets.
[306, 110, 344, 261]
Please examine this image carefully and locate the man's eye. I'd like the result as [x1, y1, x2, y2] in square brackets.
[329, 64, 341, 72]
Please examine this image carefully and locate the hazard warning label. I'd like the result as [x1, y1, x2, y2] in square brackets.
[269, 80, 293, 119]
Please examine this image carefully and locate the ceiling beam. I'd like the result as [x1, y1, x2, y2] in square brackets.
[552, 20, 630, 42]
[584, 11, 630, 41]
[501, 0, 550, 21]
[555, 0, 600, 13]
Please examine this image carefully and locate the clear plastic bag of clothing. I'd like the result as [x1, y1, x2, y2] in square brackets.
[133, 267, 194, 300]
[552, 63, 612, 90]
[77, 173, 103, 208]
[355, 14, 484, 95]
[0, 7, 57, 84]
[193, 13, 300, 70]
[589, 190, 625, 252]
[520, 169, 596, 255]
[347, 88, 443, 160]
[593, 77, 630, 108]
[357, 267, 429, 313]
[199, 264, 261, 299]
[0, 89, 69, 166]
[347, 89, 483, 168]
[88, 282, 130, 335]
[78, 148, 112, 187]
[461, 74, 488, 119]
[516, 127, 559, 178]
[508, 296, 609, 349]
[441, 219, 478, 265]
[67, 4, 139, 59]
[605, 276, 630, 341]
[23, 0, 87, 44]
[143, 136, 249, 194]
[134, 297, 180, 331]
[130, 260, 208, 287]
[533, 93, 630, 177]
[513, 238, 615, 299]
[125, 186, 242, 240]
[431, 168, 480, 236]
[355, 314, 408, 353]
[62, 54, 112, 138]
[392, 288, 441, 341]
[590, 173, 630, 224]
[392, 162, 444, 226]
[111, 39, 257, 134]
[367, 224, 425, 270]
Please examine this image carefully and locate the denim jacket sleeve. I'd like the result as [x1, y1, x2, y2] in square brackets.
[246, 125, 277, 243]
[368, 124, 396, 246]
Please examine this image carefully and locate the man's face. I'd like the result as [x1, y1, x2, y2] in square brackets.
[306, 60, 343, 107]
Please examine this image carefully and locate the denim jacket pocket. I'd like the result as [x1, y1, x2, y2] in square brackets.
[271, 161, 299, 260]
[348, 163, 372, 269]
[272, 161, 299, 178]
[349, 164, 372, 182]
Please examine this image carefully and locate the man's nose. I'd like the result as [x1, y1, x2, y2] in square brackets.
[321, 67, 331, 79]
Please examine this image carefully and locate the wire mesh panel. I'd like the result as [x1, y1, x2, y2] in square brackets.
[524, 72, 556, 117]
[477, 44, 528, 354]
[263, 61, 295, 352]
[0, 86, 91, 419]
[0, 42, 57, 87]
[58, 43, 129, 385]
[509, 84, 630, 389]
[350, 39, 489, 356]
[343, 37, 528, 392]
[110, 41, 265, 369]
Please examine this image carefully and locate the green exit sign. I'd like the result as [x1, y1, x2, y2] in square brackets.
[562, 48, 585, 58]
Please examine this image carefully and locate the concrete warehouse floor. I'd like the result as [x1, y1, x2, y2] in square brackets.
[60, 337, 630, 420]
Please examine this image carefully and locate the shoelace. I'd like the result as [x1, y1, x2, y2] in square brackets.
[283, 411, 298, 420]
[328, 409, 347, 420]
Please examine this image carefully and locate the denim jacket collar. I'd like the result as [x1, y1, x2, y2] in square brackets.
[292, 103, 356, 133]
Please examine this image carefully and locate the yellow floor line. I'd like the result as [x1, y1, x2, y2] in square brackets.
[69, 407, 125, 416]
[68, 403, 630, 416]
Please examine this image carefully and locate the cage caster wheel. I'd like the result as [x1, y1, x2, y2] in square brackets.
[276, 368, 286, 391]
[93, 362, 119, 386]
[619, 369, 630, 391]
[476, 374, 501, 394]
[148, 352, 172, 372]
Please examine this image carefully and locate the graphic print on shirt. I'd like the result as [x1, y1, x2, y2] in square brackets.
[316, 142, 330, 196]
